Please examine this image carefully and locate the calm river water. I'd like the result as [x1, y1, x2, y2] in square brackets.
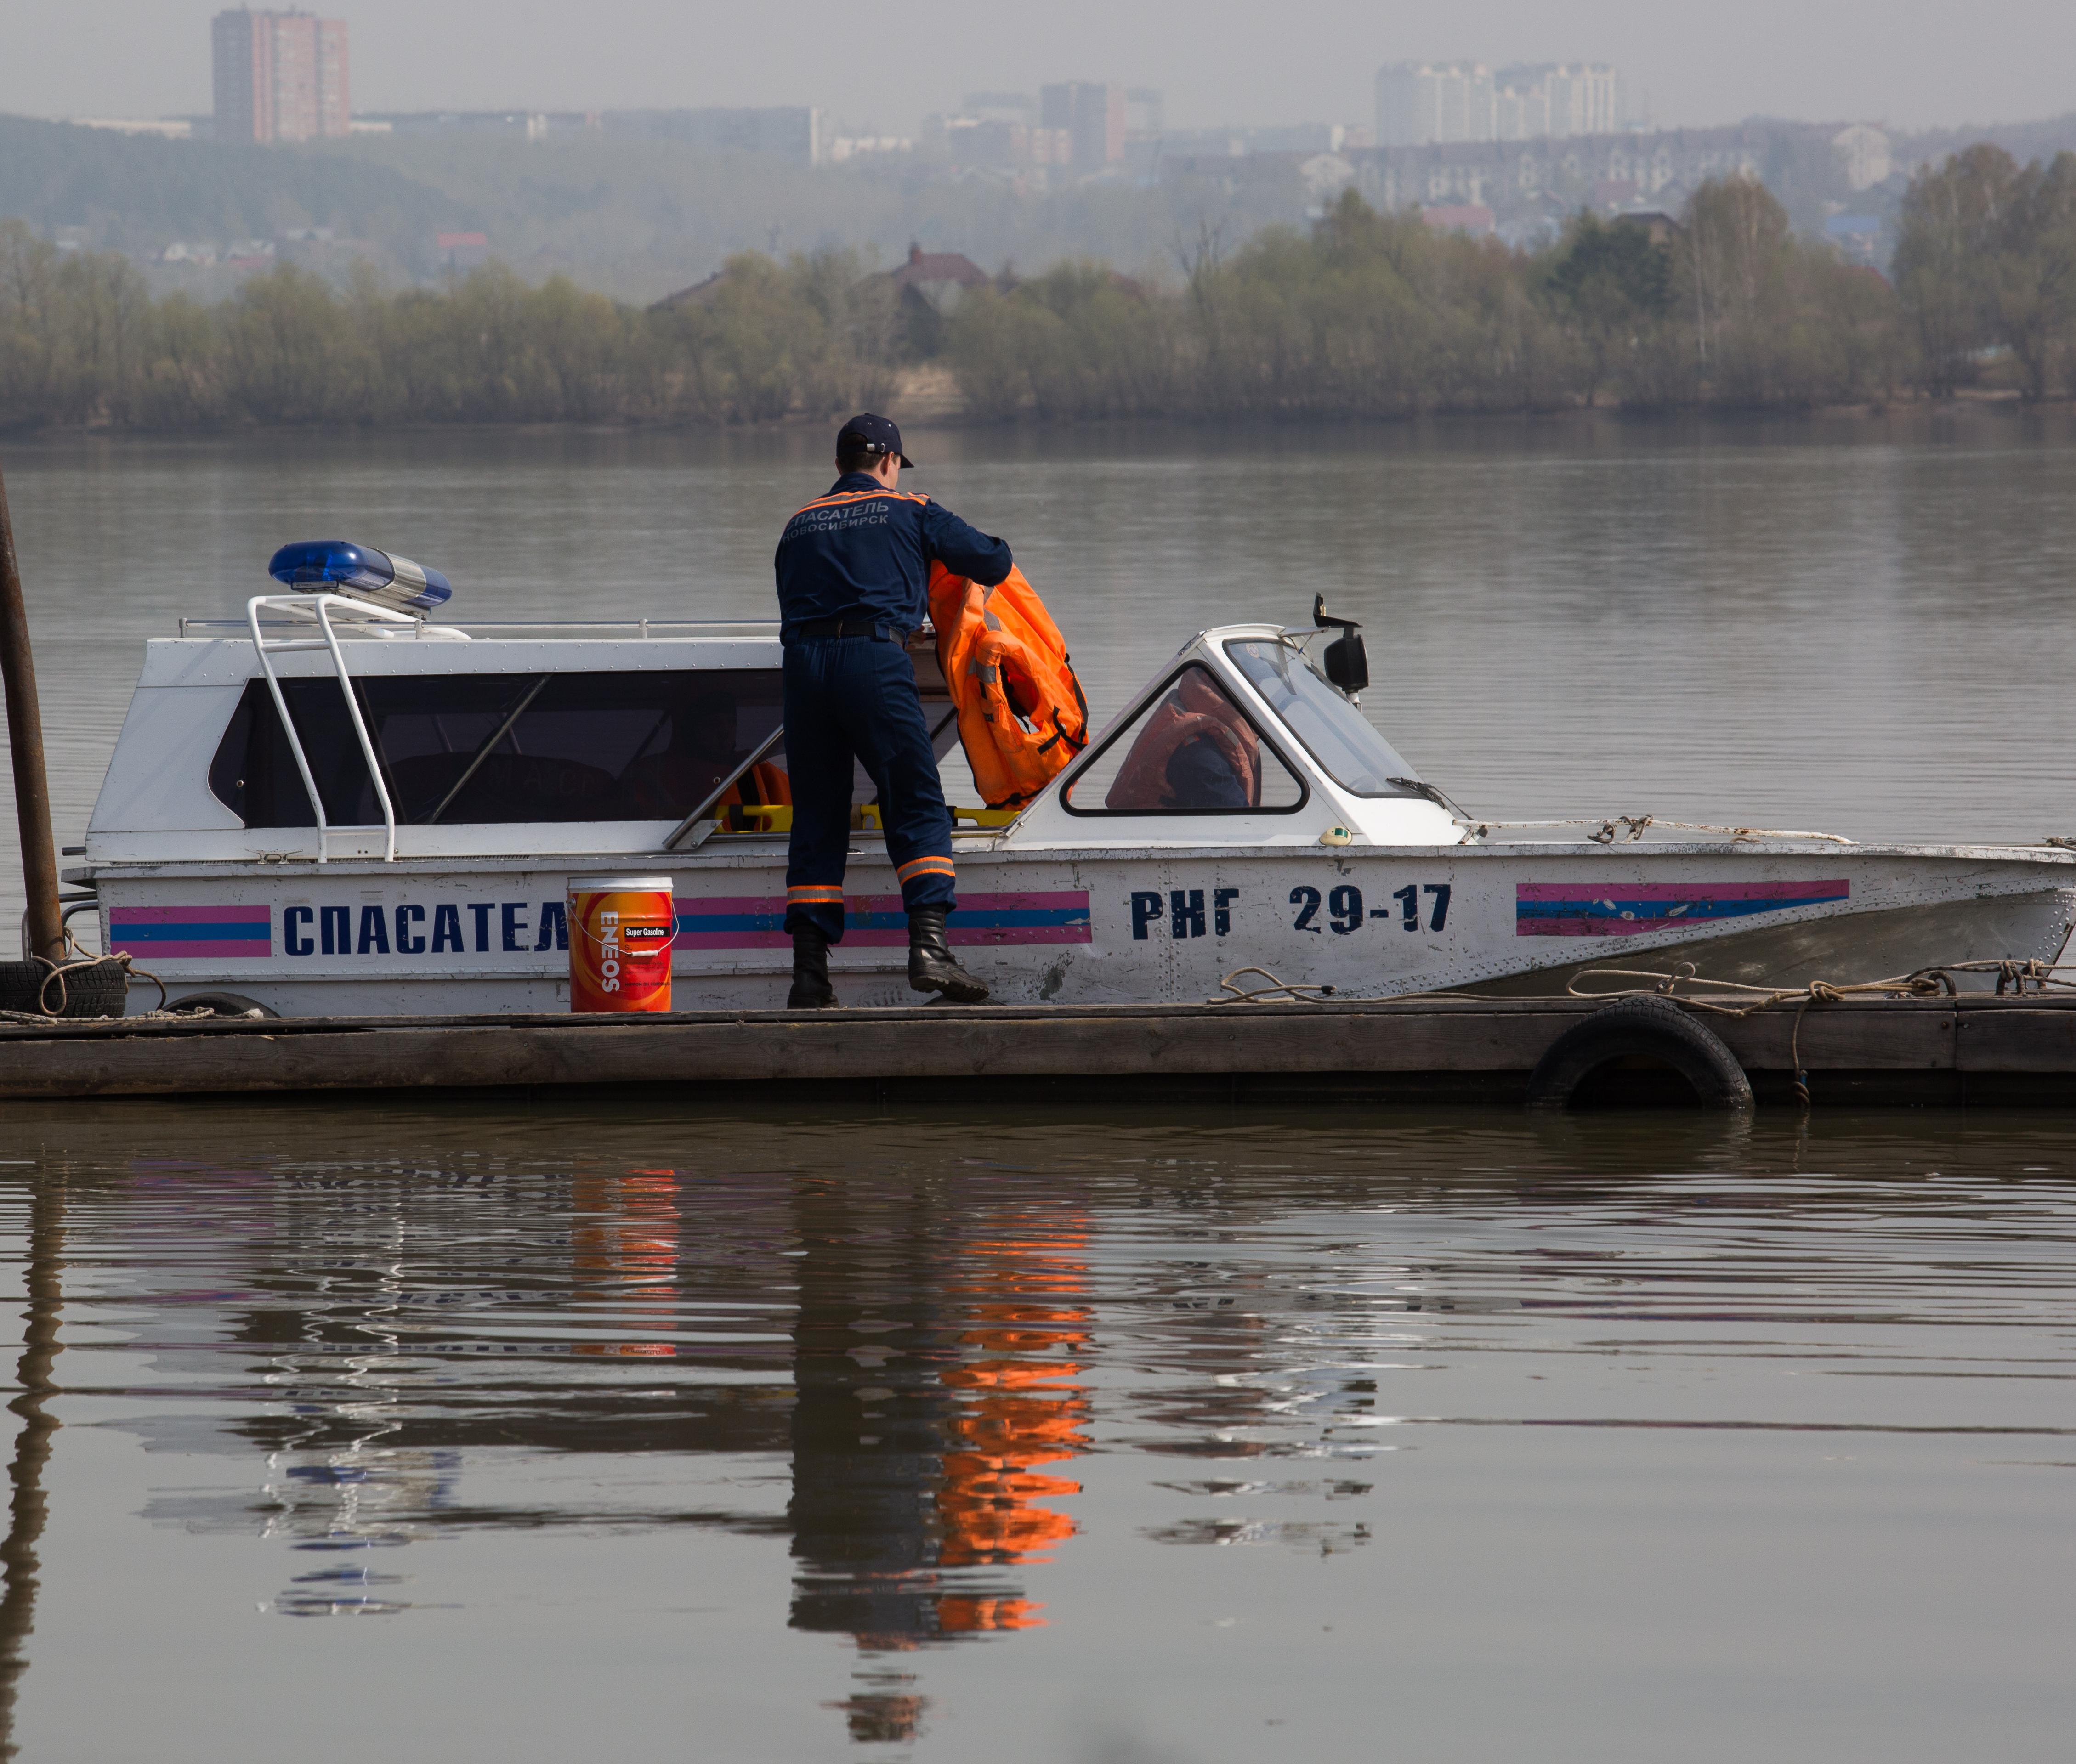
[0, 417, 2075, 1759]
[2, 1104, 2075, 1761]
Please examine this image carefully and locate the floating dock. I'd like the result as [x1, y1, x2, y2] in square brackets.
[0, 993, 2072, 1105]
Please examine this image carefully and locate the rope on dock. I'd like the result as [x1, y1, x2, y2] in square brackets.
[1566, 958, 2076, 1107]
[1566, 957, 2076, 1010]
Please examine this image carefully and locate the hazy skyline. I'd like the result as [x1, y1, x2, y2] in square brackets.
[13, 0, 2074, 137]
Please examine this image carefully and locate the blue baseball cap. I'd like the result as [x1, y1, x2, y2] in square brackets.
[837, 412, 914, 469]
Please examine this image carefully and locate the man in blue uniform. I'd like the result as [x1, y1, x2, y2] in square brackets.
[775, 414, 1011, 1009]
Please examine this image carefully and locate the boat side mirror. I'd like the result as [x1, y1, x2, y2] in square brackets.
[1311, 594, 1369, 697]
[1323, 631, 1369, 696]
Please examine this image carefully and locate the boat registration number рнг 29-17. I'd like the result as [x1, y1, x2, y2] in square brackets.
[1290, 883, 1451, 935]
[1125, 883, 1454, 942]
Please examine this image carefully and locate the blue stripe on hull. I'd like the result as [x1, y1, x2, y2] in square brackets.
[676, 908, 1089, 933]
[111, 923, 273, 943]
[1516, 894, 1843, 924]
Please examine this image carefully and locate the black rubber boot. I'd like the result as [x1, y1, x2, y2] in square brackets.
[907, 905, 989, 1003]
[786, 926, 837, 1009]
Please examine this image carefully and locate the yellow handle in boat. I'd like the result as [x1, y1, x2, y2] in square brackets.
[855, 803, 1021, 830]
[713, 803, 1017, 835]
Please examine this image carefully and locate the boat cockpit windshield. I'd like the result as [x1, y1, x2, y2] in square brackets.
[1223, 638, 1424, 799]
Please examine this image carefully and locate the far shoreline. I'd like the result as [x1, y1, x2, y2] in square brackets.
[5, 395, 2076, 449]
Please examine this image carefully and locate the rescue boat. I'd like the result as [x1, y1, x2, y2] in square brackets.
[68, 547, 2076, 1016]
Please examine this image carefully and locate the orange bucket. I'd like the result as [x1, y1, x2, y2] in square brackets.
[568, 875, 675, 1013]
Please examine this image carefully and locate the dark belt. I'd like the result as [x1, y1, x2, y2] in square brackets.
[794, 618, 904, 642]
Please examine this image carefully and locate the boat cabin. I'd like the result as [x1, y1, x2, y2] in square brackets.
[82, 602, 1461, 868]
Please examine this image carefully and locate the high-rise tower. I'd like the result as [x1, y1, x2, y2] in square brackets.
[1038, 83, 1127, 176]
[212, 9, 350, 145]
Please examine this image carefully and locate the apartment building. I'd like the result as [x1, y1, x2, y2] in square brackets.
[212, 8, 350, 144]
[1375, 61, 1619, 147]
[1039, 82, 1127, 175]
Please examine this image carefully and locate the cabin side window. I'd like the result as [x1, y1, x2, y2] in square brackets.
[1061, 665, 1306, 815]
[208, 670, 788, 827]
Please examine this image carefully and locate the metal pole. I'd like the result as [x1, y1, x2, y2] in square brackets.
[0, 465, 62, 966]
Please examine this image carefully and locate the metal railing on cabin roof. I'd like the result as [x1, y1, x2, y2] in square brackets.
[175, 616, 784, 639]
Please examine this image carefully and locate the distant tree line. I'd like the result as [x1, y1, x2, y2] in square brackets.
[0, 226, 897, 426]
[3, 151, 2075, 431]
[1890, 145, 2076, 400]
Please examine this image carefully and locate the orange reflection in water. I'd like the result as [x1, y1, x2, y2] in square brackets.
[571, 1170, 681, 1357]
[933, 1219, 1091, 1632]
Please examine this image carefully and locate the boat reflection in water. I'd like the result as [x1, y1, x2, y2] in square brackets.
[85, 1154, 1090, 1747]
[790, 1181, 1089, 1744]
[19, 1105, 2075, 1760]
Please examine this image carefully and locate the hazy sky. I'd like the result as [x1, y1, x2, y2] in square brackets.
[17, 0, 2074, 135]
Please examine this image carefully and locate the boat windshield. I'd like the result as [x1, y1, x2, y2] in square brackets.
[1223, 639, 1423, 798]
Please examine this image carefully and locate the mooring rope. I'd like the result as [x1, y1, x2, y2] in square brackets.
[1214, 956, 2076, 1013]
[1564, 959, 2076, 1109]
[0, 939, 221, 1025]
[1564, 957, 2076, 1012]
[1208, 955, 2076, 1109]
[1211, 966, 1339, 1005]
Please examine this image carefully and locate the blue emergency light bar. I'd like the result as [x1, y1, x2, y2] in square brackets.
[266, 540, 454, 615]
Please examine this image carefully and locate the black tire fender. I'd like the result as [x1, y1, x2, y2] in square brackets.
[1526, 995, 1753, 1111]
[0, 956, 131, 1018]
[166, 991, 279, 1020]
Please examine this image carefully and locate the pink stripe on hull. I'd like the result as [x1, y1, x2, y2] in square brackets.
[112, 941, 263, 960]
[111, 905, 272, 924]
[1514, 880, 1850, 903]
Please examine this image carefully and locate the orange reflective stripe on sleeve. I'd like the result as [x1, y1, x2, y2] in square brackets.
[792, 489, 931, 517]
[896, 857, 956, 883]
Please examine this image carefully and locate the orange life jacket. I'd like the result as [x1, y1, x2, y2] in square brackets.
[928, 562, 1091, 809]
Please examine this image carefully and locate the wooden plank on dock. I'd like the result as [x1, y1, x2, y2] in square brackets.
[1956, 1008, 2076, 1073]
[0, 993, 2069, 1102]
[1702, 1001, 1959, 1072]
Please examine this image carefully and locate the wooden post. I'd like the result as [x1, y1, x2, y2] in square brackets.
[0, 463, 62, 966]
[0, 1169, 64, 1759]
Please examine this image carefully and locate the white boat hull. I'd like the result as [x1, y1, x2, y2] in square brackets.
[100, 842, 2076, 1016]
